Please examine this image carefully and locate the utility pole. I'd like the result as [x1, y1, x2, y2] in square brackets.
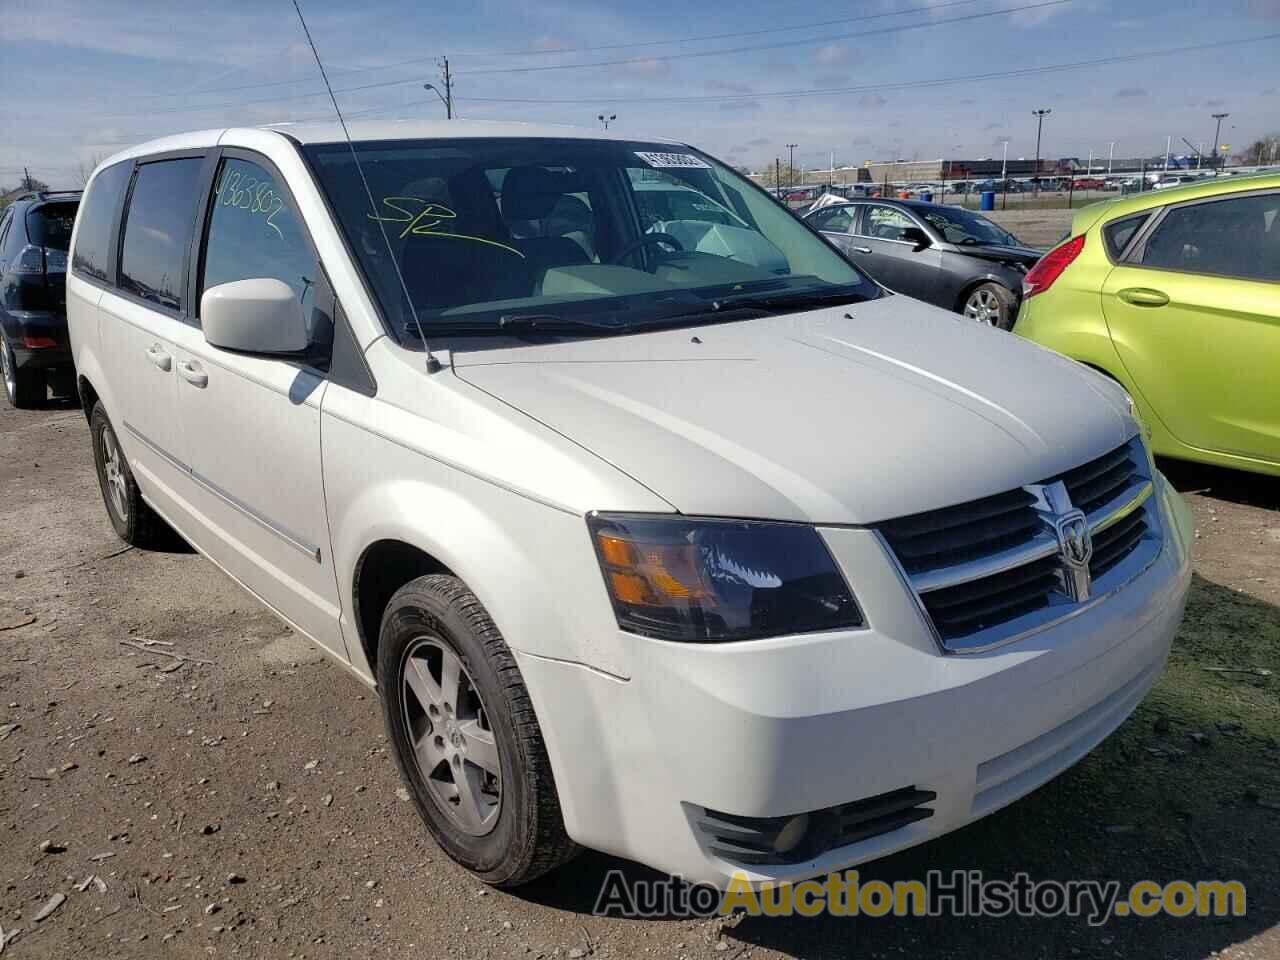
[1164, 135, 1172, 172]
[785, 143, 798, 188]
[775, 158, 782, 198]
[1031, 109, 1050, 195]
[424, 58, 453, 119]
[1210, 112, 1228, 174]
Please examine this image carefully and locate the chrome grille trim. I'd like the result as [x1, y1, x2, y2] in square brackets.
[878, 436, 1162, 654]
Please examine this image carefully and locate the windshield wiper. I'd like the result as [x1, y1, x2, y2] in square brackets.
[497, 313, 623, 334]
[709, 285, 873, 314]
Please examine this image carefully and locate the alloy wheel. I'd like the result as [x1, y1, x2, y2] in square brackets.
[964, 288, 1003, 326]
[401, 637, 502, 836]
[100, 424, 130, 522]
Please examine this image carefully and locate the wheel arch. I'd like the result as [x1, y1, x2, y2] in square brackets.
[953, 275, 1017, 314]
[352, 538, 456, 682]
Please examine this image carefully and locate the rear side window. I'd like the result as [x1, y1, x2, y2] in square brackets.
[1140, 192, 1280, 282]
[809, 206, 856, 233]
[119, 158, 204, 311]
[201, 157, 315, 317]
[28, 201, 78, 251]
[72, 162, 132, 282]
[1103, 213, 1148, 260]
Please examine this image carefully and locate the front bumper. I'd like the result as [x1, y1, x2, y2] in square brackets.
[518, 474, 1193, 888]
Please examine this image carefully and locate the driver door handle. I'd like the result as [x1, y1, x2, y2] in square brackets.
[145, 344, 172, 371]
[851, 246, 872, 254]
[177, 359, 208, 388]
[1117, 287, 1170, 307]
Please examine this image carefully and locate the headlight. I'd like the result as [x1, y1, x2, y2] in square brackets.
[587, 513, 862, 642]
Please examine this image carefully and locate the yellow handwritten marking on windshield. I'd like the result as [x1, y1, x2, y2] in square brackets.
[367, 197, 525, 258]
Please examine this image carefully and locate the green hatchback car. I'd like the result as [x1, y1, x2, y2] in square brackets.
[1014, 174, 1280, 477]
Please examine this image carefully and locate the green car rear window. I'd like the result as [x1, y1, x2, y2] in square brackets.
[1103, 213, 1149, 261]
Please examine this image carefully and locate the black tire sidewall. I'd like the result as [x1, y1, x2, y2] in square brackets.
[90, 403, 134, 540]
[977, 282, 1017, 330]
[378, 580, 535, 882]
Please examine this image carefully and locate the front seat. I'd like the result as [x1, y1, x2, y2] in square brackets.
[501, 167, 592, 281]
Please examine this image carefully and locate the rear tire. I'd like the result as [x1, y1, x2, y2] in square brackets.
[961, 282, 1017, 330]
[378, 574, 578, 887]
[1, 336, 45, 408]
[90, 401, 163, 546]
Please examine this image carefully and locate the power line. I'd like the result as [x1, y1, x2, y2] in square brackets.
[92, 0, 1063, 119]
[453, 0, 1073, 76]
[454, 33, 1280, 105]
[116, 0, 990, 103]
[99, 73, 429, 120]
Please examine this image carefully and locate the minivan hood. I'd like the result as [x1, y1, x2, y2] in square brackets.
[452, 297, 1132, 525]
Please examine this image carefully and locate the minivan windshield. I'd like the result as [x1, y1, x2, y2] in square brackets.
[304, 137, 878, 341]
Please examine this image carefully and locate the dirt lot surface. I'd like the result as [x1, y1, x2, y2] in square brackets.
[984, 207, 1077, 247]
[1, 391, 1278, 959]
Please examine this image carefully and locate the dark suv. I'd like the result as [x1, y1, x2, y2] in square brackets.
[0, 190, 81, 407]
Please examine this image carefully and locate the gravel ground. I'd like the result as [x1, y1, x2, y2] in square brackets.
[1, 389, 1277, 959]
[983, 207, 1078, 248]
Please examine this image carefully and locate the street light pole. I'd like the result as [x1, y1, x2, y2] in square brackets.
[597, 113, 617, 130]
[1107, 141, 1115, 177]
[1031, 109, 1050, 195]
[423, 56, 453, 119]
[423, 82, 450, 118]
[999, 137, 1010, 210]
[786, 143, 798, 188]
[1211, 112, 1229, 175]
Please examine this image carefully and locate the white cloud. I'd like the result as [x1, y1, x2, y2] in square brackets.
[814, 44, 849, 65]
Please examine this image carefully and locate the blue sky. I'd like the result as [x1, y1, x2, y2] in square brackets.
[1, 0, 1277, 188]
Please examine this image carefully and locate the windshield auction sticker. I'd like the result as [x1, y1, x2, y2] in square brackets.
[634, 151, 711, 169]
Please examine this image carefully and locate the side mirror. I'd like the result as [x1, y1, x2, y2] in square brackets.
[901, 226, 931, 252]
[201, 278, 315, 357]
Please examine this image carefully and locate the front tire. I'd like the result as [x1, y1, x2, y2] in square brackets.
[1, 335, 45, 408]
[90, 401, 163, 545]
[962, 282, 1017, 330]
[378, 574, 577, 887]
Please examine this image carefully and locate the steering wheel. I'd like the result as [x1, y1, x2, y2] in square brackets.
[610, 232, 684, 265]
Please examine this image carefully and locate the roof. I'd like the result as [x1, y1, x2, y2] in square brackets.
[263, 118, 676, 146]
[1093, 171, 1280, 220]
[96, 119, 679, 172]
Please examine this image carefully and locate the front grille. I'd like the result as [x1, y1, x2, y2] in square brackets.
[879, 488, 1039, 575]
[698, 786, 937, 867]
[922, 554, 1060, 642]
[878, 436, 1160, 652]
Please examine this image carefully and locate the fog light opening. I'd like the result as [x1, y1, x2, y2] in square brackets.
[773, 814, 810, 854]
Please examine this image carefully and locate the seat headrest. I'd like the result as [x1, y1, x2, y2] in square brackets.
[502, 166, 582, 221]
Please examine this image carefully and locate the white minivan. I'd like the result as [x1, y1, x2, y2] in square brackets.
[68, 121, 1193, 889]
